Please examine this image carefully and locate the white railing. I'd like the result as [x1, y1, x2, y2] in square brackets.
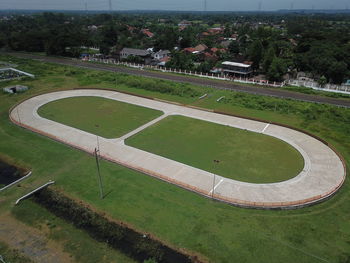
[15, 180, 55, 205]
[287, 79, 350, 95]
[0, 171, 32, 192]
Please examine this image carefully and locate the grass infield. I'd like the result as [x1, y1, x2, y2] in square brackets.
[126, 115, 304, 183]
[38, 96, 163, 138]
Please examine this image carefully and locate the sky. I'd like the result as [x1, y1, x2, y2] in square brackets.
[0, 0, 349, 11]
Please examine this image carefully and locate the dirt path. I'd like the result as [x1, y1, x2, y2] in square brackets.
[0, 213, 74, 263]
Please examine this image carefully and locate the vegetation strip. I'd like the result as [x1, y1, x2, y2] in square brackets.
[31, 188, 202, 263]
[7, 52, 350, 108]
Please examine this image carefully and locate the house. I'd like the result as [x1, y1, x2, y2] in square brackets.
[210, 48, 226, 54]
[157, 56, 171, 67]
[178, 20, 192, 27]
[222, 61, 253, 76]
[119, 48, 152, 64]
[207, 27, 224, 35]
[194, 44, 208, 53]
[126, 25, 137, 33]
[183, 47, 197, 54]
[141, 29, 154, 38]
[153, 50, 170, 61]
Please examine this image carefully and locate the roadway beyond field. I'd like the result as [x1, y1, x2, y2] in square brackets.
[5, 52, 350, 108]
[10, 89, 346, 209]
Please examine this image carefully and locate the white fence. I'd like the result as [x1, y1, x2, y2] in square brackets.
[84, 58, 284, 88]
[287, 79, 350, 95]
[83, 58, 350, 95]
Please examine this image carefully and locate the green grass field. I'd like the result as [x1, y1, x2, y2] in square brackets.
[126, 115, 304, 183]
[0, 55, 349, 263]
[38, 96, 163, 138]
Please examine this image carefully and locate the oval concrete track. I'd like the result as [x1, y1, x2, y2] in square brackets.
[10, 90, 346, 209]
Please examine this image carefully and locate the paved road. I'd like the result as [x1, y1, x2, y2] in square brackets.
[10, 89, 346, 209]
[6, 52, 350, 108]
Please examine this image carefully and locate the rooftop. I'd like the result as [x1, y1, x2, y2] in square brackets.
[222, 61, 252, 68]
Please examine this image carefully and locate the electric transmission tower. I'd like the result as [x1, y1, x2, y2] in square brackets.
[108, 0, 112, 12]
[204, 0, 207, 12]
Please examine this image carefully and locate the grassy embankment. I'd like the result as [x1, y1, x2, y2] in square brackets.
[0, 54, 349, 263]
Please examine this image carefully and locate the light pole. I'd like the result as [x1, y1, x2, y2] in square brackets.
[95, 124, 100, 152]
[94, 147, 104, 199]
[94, 124, 103, 199]
[212, 159, 220, 199]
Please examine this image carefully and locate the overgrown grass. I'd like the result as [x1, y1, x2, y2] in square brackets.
[11, 200, 136, 263]
[126, 115, 304, 183]
[0, 241, 33, 263]
[38, 96, 163, 138]
[0, 55, 349, 263]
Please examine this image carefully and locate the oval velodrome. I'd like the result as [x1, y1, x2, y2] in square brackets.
[10, 89, 346, 209]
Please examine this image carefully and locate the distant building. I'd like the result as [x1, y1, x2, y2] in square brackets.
[222, 61, 253, 76]
[194, 44, 208, 53]
[141, 29, 154, 38]
[119, 48, 152, 64]
[178, 20, 192, 27]
[153, 50, 170, 60]
[157, 56, 171, 67]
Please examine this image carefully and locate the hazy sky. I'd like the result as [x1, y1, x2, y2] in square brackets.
[0, 0, 349, 11]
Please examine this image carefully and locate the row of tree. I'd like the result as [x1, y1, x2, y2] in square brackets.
[0, 12, 349, 83]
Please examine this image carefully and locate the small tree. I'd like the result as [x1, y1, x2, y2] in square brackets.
[267, 57, 288, 82]
[318, 75, 327, 87]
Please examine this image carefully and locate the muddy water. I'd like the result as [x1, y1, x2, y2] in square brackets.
[0, 160, 22, 187]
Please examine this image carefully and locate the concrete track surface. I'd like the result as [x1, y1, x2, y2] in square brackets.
[10, 89, 346, 209]
[5, 52, 350, 108]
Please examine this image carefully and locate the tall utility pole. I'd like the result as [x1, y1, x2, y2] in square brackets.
[290, 2, 294, 10]
[258, 1, 262, 12]
[108, 0, 112, 12]
[85, 1, 88, 14]
[94, 148, 104, 199]
[204, 0, 207, 12]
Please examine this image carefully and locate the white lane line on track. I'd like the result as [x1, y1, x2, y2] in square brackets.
[209, 178, 224, 195]
[262, 123, 270, 133]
